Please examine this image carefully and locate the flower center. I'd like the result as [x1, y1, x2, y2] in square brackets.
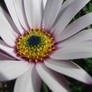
[27, 35, 41, 46]
[15, 28, 55, 63]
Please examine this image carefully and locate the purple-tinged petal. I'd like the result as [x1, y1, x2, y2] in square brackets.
[42, 0, 47, 9]
[56, 13, 92, 42]
[24, 0, 42, 28]
[51, 41, 92, 60]
[45, 59, 92, 84]
[52, 0, 90, 36]
[36, 63, 70, 92]
[0, 50, 14, 60]
[57, 29, 92, 47]
[0, 7, 20, 34]
[13, 0, 29, 30]
[14, 64, 41, 92]
[0, 8, 18, 47]
[61, 0, 75, 11]
[4, 0, 24, 34]
[0, 42, 21, 60]
[42, 0, 63, 30]
[0, 61, 30, 81]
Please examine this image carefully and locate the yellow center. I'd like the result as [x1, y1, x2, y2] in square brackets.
[15, 28, 55, 63]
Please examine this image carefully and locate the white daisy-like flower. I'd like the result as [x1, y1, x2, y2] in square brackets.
[0, 0, 92, 92]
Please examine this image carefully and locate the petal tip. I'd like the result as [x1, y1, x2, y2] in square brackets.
[88, 82, 92, 85]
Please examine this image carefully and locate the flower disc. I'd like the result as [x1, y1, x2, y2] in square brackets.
[15, 28, 55, 63]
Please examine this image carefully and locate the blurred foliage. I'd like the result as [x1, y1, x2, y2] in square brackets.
[0, 0, 92, 92]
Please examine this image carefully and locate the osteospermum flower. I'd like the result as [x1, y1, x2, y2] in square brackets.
[0, 0, 92, 92]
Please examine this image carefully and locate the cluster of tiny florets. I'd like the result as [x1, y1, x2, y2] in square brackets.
[15, 28, 55, 63]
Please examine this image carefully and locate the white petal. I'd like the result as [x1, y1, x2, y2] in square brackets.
[0, 7, 20, 34]
[14, 64, 41, 92]
[50, 0, 76, 33]
[0, 8, 18, 47]
[56, 13, 92, 42]
[36, 64, 69, 92]
[52, 0, 90, 36]
[0, 51, 14, 60]
[0, 61, 30, 81]
[45, 59, 92, 84]
[42, 0, 47, 9]
[61, 0, 75, 10]
[51, 42, 92, 60]
[43, 0, 63, 30]
[13, 0, 29, 30]
[0, 39, 9, 46]
[58, 29, 92, 47]
[41, 0, 47, 21]
[4, 0, 24, 34]
[24, 0, 42, 28]
[0, 43, 21, 60]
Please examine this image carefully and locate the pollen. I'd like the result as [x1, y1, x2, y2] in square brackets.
[15, 28, 55, 63]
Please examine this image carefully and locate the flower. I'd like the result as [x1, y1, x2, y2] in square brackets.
[0, 0, 92, 92]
